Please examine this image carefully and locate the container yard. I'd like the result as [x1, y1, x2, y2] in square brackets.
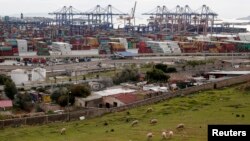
[0, 3, 250, 58]
[2, 33, 250, 57]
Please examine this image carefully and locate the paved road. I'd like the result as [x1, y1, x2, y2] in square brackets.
[0, 55, 248, 73]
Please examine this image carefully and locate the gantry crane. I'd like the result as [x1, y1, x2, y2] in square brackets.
[118, 1, 137, 26]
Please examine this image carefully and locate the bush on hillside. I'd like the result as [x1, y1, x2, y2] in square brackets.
[146, 69, 170, 83]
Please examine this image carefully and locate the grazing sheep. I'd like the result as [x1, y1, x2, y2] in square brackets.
[150, 119, 158, 125]
[168, 131, 174, 138]
[131, 120, 139, 127]
[147, 132, 153, 140]
[146, 107, 153, 113]
[162, 131, 167, 139]
[162, 131, 174, 139]
[60, 128, 66, 135]
[176, 123, 185, 131]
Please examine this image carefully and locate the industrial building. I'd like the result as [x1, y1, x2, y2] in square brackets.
[10, 68, 46, 85]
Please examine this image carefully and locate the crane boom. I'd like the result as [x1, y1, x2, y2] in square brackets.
[132, 1, 137, 18]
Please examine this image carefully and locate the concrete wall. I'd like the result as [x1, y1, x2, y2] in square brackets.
[103, 97, 124, 108]
[75, 97, 103, 108]
[1, 74, 250, 128]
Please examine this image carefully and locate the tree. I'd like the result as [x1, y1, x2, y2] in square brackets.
[51, 90, 61, 103]
[51, 87, 75, 107]
[13, 93, 34, 112]
[51, 87, 68, 102]
[37, 87, 46, 93]
[146, 69, 170, 83]
[70, 84, 91, 98]
[57, 94, 75, 107]
[112, 68, 140, 84]
[155, 64, 168, 72]
[0, 74, 9, 85]
[154, 64, 177, 73]
[166, 67, 177, 73]
[4, 80, 17, 100]
[57, 95, 68, 107]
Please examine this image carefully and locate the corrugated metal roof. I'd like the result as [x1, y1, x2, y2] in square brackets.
[76, 94, 102, 101]
[110, 93, 138, 104]
[94, 87, 136, 96]
[206, 71, 250, 75]
[0, 100, 13, 108]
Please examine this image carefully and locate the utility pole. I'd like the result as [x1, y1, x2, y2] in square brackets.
[204, 52, 207, 73]
[75, 68, 77, 84]
[67, 91, 71, 121]
[231, 51, 234, 68]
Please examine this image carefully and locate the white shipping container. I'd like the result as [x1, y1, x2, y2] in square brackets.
[16, 39, 28, 53]
[239, 33, 250, 41]
[146, 41, 181, 54]
[52, 42, 72, 55]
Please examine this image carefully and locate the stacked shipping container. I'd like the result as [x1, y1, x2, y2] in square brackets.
[36, 41, 50, 56]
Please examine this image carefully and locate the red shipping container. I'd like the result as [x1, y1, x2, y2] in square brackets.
[224, 44, 236, 52]
[82, 46, 91, 50]
[23, 58, 32, 62]
[99, 50, 107, 55]
[32, 58, 39, 63]
[138, 47, 153, 54]
[0, 51, 13, 56]
[40, 58, 47, 64]
[139, 42, 147, 47]
[12, 48, 19, 53]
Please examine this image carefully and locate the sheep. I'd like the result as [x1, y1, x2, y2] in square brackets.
[60, 128, 66, 135]
[147, 132, 153, 141]
[131, 120, 139, 127]
[146, 107, 153, 113]
[162, 131, 174, 139]
[150, 119, 158, 125]
[168, 131, 174, 138]
[162, 131, 167, 139]
[176, 123, 185, 131]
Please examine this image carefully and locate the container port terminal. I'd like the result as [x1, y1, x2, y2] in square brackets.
[0, 3, 250, 72]
[1, 2, 250, 140]
[1, 4, 250, 58]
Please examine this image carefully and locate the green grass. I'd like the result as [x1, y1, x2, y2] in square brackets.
[1, 85, 250, 141]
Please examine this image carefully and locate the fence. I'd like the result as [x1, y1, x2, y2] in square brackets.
[1, 74, 250, 128]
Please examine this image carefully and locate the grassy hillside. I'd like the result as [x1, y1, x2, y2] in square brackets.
[1, 85, 250, 141]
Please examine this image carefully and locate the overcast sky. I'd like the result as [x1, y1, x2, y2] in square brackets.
[0, 0, 249, 19]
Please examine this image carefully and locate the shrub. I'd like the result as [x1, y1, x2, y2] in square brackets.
[70, 84, 91, 98]
[112, 68, 139, 84]
[146, 69, 170, 83]
[4, 80, 18, 100]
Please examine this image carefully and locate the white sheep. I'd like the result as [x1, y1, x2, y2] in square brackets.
[131, 120, 139, 127]
[176, 123, 185, 131]
[162, 130, 173, 139]
[168, 131, 174, 138]
[60, 128, 66, 135]
[146, 107, 153, 113]
[162, 131, 167, 139]
[147, 132, 153, 140]
[150, 119, 158, 125]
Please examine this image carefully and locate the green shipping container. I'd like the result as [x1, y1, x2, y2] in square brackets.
[128, 42, 132, 49]
[5, 39, 17, 46]
[0, 46, 12, 51]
